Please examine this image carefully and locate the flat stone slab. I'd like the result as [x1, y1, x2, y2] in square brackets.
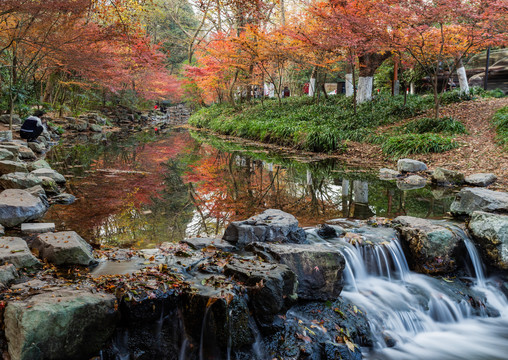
[28, 159, 51, 171]
[181, 237, 235, 252]
[0, 189, 48, 227]
[0, 172, 42, 189]
[21, 223, 55, 234]
[450, 188, 508, 216]
[248, 242, 345, 301]
[464, 173, 497, 187]
[0, 160, 27, 175]
[17, 146, 36, 160]
[0, 237, 40, 269]
[31, 231, 96, 266]
[397, 159, 428, 173]
[30, 168, 66, 184]
[4, 289, 117, 360]
[223, 209, 307, 247]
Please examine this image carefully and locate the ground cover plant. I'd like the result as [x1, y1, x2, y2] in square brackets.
[492, 106, 508, 150]
[189, 89, 488, 154]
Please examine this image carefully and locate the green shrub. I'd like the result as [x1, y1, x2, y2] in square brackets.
[492, 106, 508, 149]
[402, 116, 467, 135]
[485, 89, 505, 98]
[382, 133, 459, 158]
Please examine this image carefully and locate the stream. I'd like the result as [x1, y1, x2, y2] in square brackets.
[44, 129, 508, 359]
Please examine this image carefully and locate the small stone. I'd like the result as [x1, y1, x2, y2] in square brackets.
[28, 159, 52, 171]
[21, 223, 56, 234]
[31, 168, 66, 184]
[379, 168, 400, 180]
[0, 147, 15, 161]
[0, 264, 18, 287]
[17, 146, 36, 160]
[27, 141, 46, 154]
[465, 173, 497, 187]
[397, 175, 427, 190]
[431, 167, 465, 185]
[397, 159, 428, 173]
[0, 237, 40, 269]
[181, 237, 235, 252]
[31, 231, 96, 266]
[0, 172, 42, 189]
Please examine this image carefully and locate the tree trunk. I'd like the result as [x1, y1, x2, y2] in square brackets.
[433, 75, 440, 119]
[309, 67, 317, 97]
[456, 58, 469, 94]
[345, 62, 353, 97]
[357, 53, 389, 104]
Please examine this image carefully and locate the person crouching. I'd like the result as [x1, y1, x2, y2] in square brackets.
[20, 110, 45, 143]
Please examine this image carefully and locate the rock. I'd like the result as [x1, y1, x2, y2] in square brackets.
[249, 243, 345, 301]
[0, 144, 20, 158]
[0, 114, 22, 125]
[17, 146, 36, 160]
[225, 258, 297, 324]
[0, 160, 27, 175]
[264, 299, 371, 360]
[28, 159, 52, 171]
[0, 148, 16, 161]
[38, 176, 60, 195]
[397, 159, 428, 173]
[223, 209, 307, 247]
[21, 223, 56, 234]
[31, 231, 96, 266]
[317, 224, 339, 239]
[89, 123, 103, 132]
[0, 264, 18, 287]
[465, 173, 497, 187]
[468, 211, 508, 269]
[31, 168, 66, 184]
[0, 131, 13, 142]
[450, 188, 508, 216]
[27, 141, 46, 154]
[0, 172, 42, 189]
[181, 237, 235, 252]
[50, 193, 75, 205]
[379, 168, 400, 180]
[393, 216, 463, 274]
[431, 167, 465, 185]
[0, 224, 4, 235]
[68, 120, 88, 131]
[0, 189, 48, 227]
[0, 237, 40, 268]
[180, 284, 253, 352]
[4, 289, 118, 360]
[25, 185, 49, 207]
[397, 175, 427, 190]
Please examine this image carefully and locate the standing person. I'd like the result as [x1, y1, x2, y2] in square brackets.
[19, 110, 45, 143]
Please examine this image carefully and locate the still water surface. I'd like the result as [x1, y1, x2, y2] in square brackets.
[44, 130, 455, 248]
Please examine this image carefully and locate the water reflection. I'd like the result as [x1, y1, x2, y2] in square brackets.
[43, 130, 455, 248]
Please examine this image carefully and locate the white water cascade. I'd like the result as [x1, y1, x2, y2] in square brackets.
[313, 224, 508, 360]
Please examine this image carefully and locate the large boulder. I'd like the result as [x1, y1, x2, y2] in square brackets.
[0, 237, 40, 268]
[0, 189, 47, 227]
[30, 168, 66, 184]
[0, 160, 27, 175]
[393, 216, 464, 274]
[450, 188, 508, 217]
[397, 159, 428, 173]
[468, 211, 508, 269]
[4, 288, 118, 360]
[31, 231, 96, 266]
[431, 167, 465, 185]
[0, 172, 42, 189]
[223, 209, 307, 247]
[249, 243, 345, 301]
[225, 258, 297, 324]
[465, 173, 497, 187]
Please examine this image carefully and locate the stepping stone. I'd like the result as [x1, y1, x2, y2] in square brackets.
[0, 160, 27, 175]
[0, 237, 40, 269]
[21, 223, 55, 234]
[0, 189, 48, 227]
[397, 158, 428, 173]
[465, 173, 497, 187]
[30, 168, 66, 184]
[0, 172, 42, 189]
[31, 231, 96, 266]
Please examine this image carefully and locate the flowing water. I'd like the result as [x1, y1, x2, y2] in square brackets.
[308, 224, 508, 360]
[44, 129, 508, 359]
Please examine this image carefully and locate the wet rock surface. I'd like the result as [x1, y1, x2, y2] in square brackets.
[393, 216, 464, 274]
[431, 167, 465, 185]
[468, 211, 508, 269]
[0, 172, 42, 189]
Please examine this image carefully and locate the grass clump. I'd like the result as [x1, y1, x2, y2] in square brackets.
[382, 133, 459, 158]
[401, 116, 467, 135]
[492, 106, 508, 149]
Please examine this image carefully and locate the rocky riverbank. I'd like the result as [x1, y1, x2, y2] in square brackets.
[0, 119, 507, 359]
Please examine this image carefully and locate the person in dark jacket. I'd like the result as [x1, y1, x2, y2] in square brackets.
[20, 110, 45, 142]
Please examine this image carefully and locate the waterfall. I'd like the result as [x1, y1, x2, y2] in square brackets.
[313, 224, 508, 360]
